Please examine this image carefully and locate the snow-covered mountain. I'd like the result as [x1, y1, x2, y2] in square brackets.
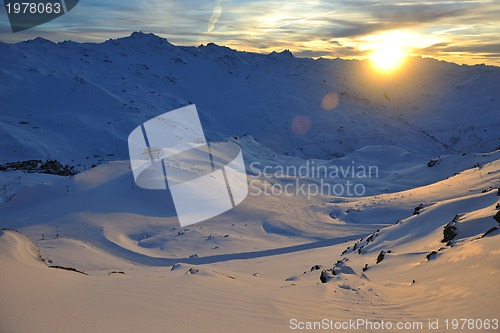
[0, 32, 499, 333]
[0, 31, 499, 167]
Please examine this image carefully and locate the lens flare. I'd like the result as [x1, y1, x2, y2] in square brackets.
[321, 92, 340, 111]
[291, 115, 311, 135]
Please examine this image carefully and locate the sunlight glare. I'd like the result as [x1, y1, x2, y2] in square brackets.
[370, 43, 405, 72]
[365, 31, 414, 73]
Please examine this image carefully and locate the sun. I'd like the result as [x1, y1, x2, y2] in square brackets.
[370, 43, 406, 72]
[364, 31, 414, 73]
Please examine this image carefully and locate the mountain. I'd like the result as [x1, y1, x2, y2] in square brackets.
[0, 32, 499, 333]
[0, 31, 499, 168]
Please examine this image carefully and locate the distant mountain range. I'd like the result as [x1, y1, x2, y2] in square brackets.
[0, 31, 499, 169]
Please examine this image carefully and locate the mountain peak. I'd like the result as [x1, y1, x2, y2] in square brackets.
[268, 49, 294, 59]
[120, 31, 171, 44]
[23, 36, 54, 45]
[105, 31, 172, 49]
[129, 31, 160, 39]
[198, 42, 235, 54]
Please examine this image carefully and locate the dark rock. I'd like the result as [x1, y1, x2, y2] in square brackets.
[493, 211, 500, 224]
[171, 263, 182, 271]
[413, 204, 424, 215]
[310, 265, 322, 272]
[376, 251, 386, 264]
[442, 222, 458, 243]
[319, 270, 331, 283]
[331, 260, 342, 275]
[427, 159, 439, 167]
[188, 268, 199, 274]
[481, 186, 493, 193]
[48, 265, 87, 275]
[482, 227, 498, 238]
[426, 251, 438, 261]
[366, 233, 375, 243]
[0, 159, 77, 176]
[331, 260, 356, 276]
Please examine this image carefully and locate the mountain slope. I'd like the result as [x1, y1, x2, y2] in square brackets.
[1, 32, 499, 168]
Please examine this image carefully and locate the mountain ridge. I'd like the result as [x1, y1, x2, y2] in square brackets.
[1, 32, 499, 168]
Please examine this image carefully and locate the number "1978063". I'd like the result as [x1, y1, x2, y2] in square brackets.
[5, 2, 62, 14]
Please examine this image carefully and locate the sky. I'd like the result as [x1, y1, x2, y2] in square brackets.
[0, 0, 499, 66]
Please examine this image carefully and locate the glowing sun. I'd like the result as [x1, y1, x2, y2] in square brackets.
[370, 43, 406, 72]
[365, 31, 413, 73]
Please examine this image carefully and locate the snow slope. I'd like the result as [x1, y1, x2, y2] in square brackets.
[1, 152, 499, 333]
[0, 230, 285, 333]
[0, 159, 498, 332]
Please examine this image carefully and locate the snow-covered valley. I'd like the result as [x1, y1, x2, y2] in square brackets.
[0, 33, 499, 333]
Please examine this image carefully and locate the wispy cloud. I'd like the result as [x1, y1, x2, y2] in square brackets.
[208, 0, 223, 32]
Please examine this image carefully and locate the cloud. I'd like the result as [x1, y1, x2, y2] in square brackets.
[208, 1, 223, 32]
[316, 1, 483, 39]
[363, 2, 480, 24]
[424, 42, 500, 55]
[0, 0, 498, 65]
